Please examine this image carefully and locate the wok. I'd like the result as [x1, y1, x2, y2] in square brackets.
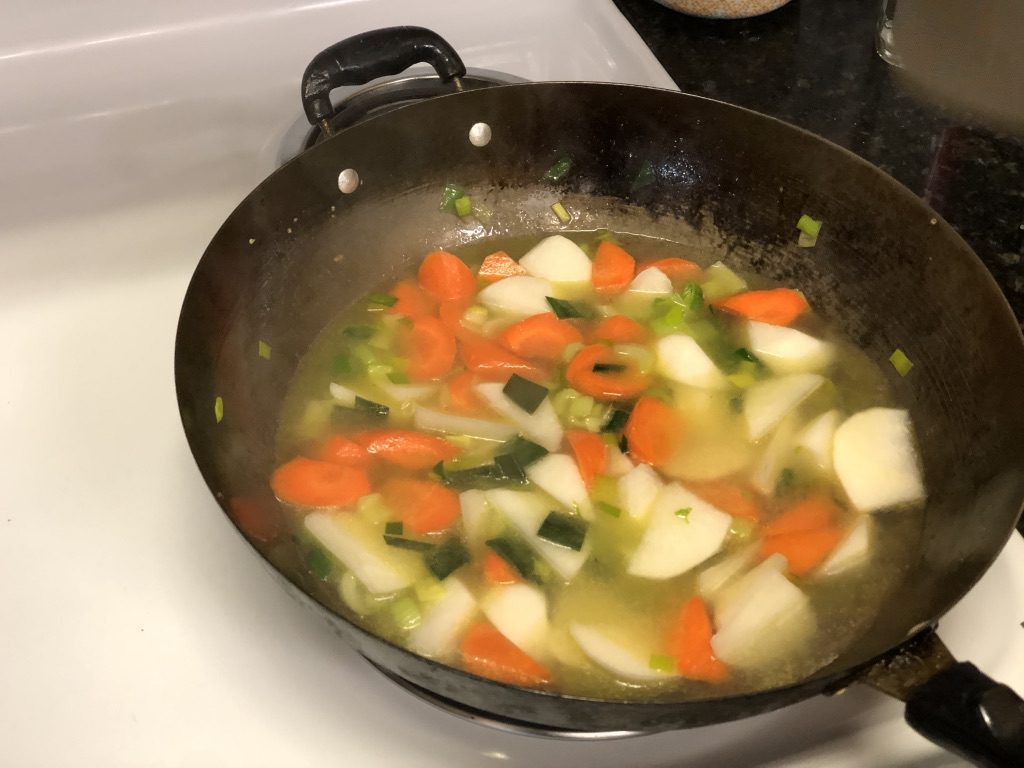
[175, 27, 1024, 766]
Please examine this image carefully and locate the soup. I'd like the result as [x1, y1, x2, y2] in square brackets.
[268, 231, 925, 700]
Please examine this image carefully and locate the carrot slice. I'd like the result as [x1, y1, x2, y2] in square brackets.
[643, 257, 702, 285]
[381, 477, 460, 535]
[689, 480, 762, 522]
[760, 527, 844, 575]
[624, 396, 683, 467]
[478, 251, 526, 283]
[666, 597, 729, 683]
[591, 241, 636, 296]
[483, 550, 522, 585]
[565, 344, 650, 401]
[438, 297, 473, 334]
[388, 278, 437, 319]
[498, 313, 583, 362]
[316, 435, 372, 467]
[460, 622, 551, 687]
[418, 250, 476, 302]
[446, 371, 485, 414]
[227, 496, 281, 542]
[566, 431, 607, 489]
[714, 288, 809, 326]
[271, 457, 371, 508]
[459, 334, 546, 382]
[589, 315, 650, 344]
[763, 494, 839, 538]
[352, 430, 460, 470]
[404, 316, 457, 381]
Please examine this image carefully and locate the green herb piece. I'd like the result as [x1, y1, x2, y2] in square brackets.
[344, 325, 375, 340]
[258, 340, 272, 360]
[649, 302, 685, 337]
[774, 467, 797, 497]
[486, 537, 539, 583]
[649, 653, 675, 673]
[551, 201, 571, 224]
[592, 363, 627, 373]
[439, 183, 465, 212]
[597, 501, 622, 518]
[332, 353, 353, 378]
[353, 396, 389, 417]
[701, 262, 748, 301]
[502, 436, 549, 468]
[424, 537, 471, 580]
[390, 596, 422, 630]
[502, 374, 549, 414]
[618, 434, 629, 454]
[631, 160, 657, 192]
[454, 195, 473, 218]
[306, 548, 332, 580]
[679, 281, 704, 312]
[543, 156, 573, 182]
[889, 348, 914, 376]
[537, 511, 589, 551]
[383, 535, 435, 552]
[367, 292, 398, 307]
[546, 296, 587, 319]
[602, 407, 633, 433]
[384, 521, 404, 536]
[796, 214, 822, 238]
[675, 507, 692, 522]
[387, 370, 410, 385]
[435, 461, 516, 490]
[214, 396, 224, 423]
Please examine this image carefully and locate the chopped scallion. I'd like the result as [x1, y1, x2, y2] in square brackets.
[494, 453, 528, 484]
[439, 183, 465, 212]
[454, 195, 473, 218]
[649, 653, 675, 673]
[258, 340, 272, 360]
[390, 596, 422, 630]
[214, 396, 224, 423]
[675, 507, 692, 522]
[546, 296, 587, 319]
[383, 534, 435, 552]
[543, 156, 573, 182]
[306, 548, 332, 580]
[551, 201, 571, 224]
[367, 292, 398, 307]
[889, 348, 914, 376]
[597, 501, 622, 518]
[679, 281, 704, 312]
[796, 214, 822, 238]
[537, 511, 589, 551]
[502, 374, 549, 414]
[424, 537, 471, 580]
[387, 370, 410, 385]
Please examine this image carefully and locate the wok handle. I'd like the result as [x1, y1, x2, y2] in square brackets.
[904, 662, 1024, 767]
[300, 26, 467, 134]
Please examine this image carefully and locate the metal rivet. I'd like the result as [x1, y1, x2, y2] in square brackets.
[469, 122, 492, 147]
[338, 169, 360, 194]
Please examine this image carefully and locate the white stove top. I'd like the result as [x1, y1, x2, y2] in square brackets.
[0, 1, 1021, 765]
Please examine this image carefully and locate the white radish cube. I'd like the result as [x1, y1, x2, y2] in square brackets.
[626, 483, 731, 579]
[482, 583, 550, 659]
[518, 235, 592, 284]
[459, 490, 492, 551]
[525, 453, 593, 520]
[474, 382, 564, 452]
[618, 463, 663, 521]
[819, 517, 871, 576]
[478, 276, 553, 317]
[484, 490, 589, 580]
[744, 373, 824, 441]
[569, 624, 673, 681]
[656, 335, 729, 390]
[409, 577, 477, 658]
[328, 381, 360, 407]
[698, 544, 759, 599]
[605, 444, 635, 477]
[413, 407, 517, 442]
[712, 554, 789, 625]
[833, 408, 925, 512]
[795, 409, 840, 473]
[379, 382, 438, 404]
[749, 413, 800, 495]
[627, 267, 672, 294]
[746, 321, 835, 374]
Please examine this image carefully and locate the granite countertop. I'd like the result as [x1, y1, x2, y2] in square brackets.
[613, 0, 1024, 327]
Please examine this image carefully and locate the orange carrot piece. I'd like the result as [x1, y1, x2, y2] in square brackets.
[388, 278, 437, 319]
[316, 435, 372, 468]
[404, 316, 457, 381]
[483, 550, 523, 585]
[381, 477, 460, 535]
[459, 335, 546, 382]
[760, 527, 844, 575]
[565, 344, 650, 401]
[591, 241, 636, 296]
[418, 250, 476, 302]
[589, 315, 650, 344]
[714, 288, 809, 326]
[666, 597, 729, 683]
[271, 457, 371, 508]
[763, 494, 839, 538]
[460, 622, 551, 687]
[643, 257, 702, 285]
[624, 396, 683, 468]
[352, 430, 460, 470]
[478, 251, 526, 283]
[498, 312, 583, 362]
[566, 431, 607, 490]
[438, 297, 473, 334]
[227, 496, 281, 542]
[445, 371, 484, 414]
[689, 480, 762, 522]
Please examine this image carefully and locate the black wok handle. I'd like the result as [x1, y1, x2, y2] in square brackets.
[301, 26, 467, 136]
[905, 662, 1024, 767]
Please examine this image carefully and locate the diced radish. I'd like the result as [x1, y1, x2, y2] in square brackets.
[749, 413, 800, 495]
[474, 382, 564, 451]
[698, 544, 759, 599]
[832, 408, 925, 512]
[459, 490, 492, 551]
[518, 235, 592, 284]
[485, 490, 589, 580]
[482, 583, 550, 659]
[627, 267, 672, 294]
[746, 321, 834, 374]
[605, 444, 635, 477]
[409, 577, 477, 658]
[656, 336, 729, 390]
[819, 517, 871, 576]
[413, 406, 517, 442]
[525, 453, 593, 520]
[712, 554, 789, 625]
[626, 483, 731, 579]
[304, 512, 424, 594]
[618, 463, 663, 521]
[795, 409, 840, 474]
[569, 623, 674, 681]
[478, 276, 554, 317]
[744, 373, 824, 441]
[328, 381, 360, 407]
[379, 382, 438, 403]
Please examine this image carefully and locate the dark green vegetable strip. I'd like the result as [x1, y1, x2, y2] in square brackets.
[494, 453, 527, 484]
[435, 461, 522, 491]
[592, 363, 626, 373]
[343, 325, 375, 340]
[367, 292, 398, 307]
[602, 407, 633, 433]
[679, 281, 704, 311]
[502, 374, 548, 414]
[306, 548, 332, 580]
[439, 183, 465, 212]
[543, 156, 573, 182]
[537, 511, 589, 551]
[384, 521, 403, 536]
[486, 537, 539, 583]
[424, 538, 471, 580]
[501, 436, 548, 468]
[734, 347, 762, 365]
[384, 535, 435, 552]
[545, 296, 587, 319]
[774, 467, 797, 497]
[353, 397, 389, 417]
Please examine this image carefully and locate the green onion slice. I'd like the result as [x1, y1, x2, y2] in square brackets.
[502, 374, 549, 414]
[537, 511, 589, 551]
[424, 538, 471, 580]
[543, 156, 573, 182]
[383, 535, 435, 552]
[367, 292, 398, 307]
[545, 296, 587, 319]
[889, 348, 914, 376]
[551, 201, 571, 224]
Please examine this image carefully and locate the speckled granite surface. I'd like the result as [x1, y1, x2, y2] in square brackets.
[614, 0, 1024, 327]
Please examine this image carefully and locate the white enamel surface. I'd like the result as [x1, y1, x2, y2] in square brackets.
[1, 1, 1022, 766]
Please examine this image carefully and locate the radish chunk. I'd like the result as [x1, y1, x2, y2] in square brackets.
[618, 463, 664, 521]
[744, 373, 824, 441]
[525, 453, 593, 520]
[379, 382, 438, 404]
[605, 444, 635, 477]
[305, 512, 424, 594]
[328, 381, 361, 407]
[485, 490, 589, 580]
[518, 235, 592, 284]
[746, 321, 834, 374]
[478, 276, 553, 317]
[698, 544, 759, 599]
[656, 335, 729, 390]
[475, 382, 564, 451]
[627, 267, 673, 295]
[626, 483, 732, 579]
[749, 413, 800, 495]
[569, 624, 674, 681]
[459, 490, 492, 551]
[833, 408, 925, 512]
[796, 409, 840, 473]
[409, 577, 477, 658]
[482, 583, 550, 659]
[819, 517, 871, 576]
[413, 406, 517, 442]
